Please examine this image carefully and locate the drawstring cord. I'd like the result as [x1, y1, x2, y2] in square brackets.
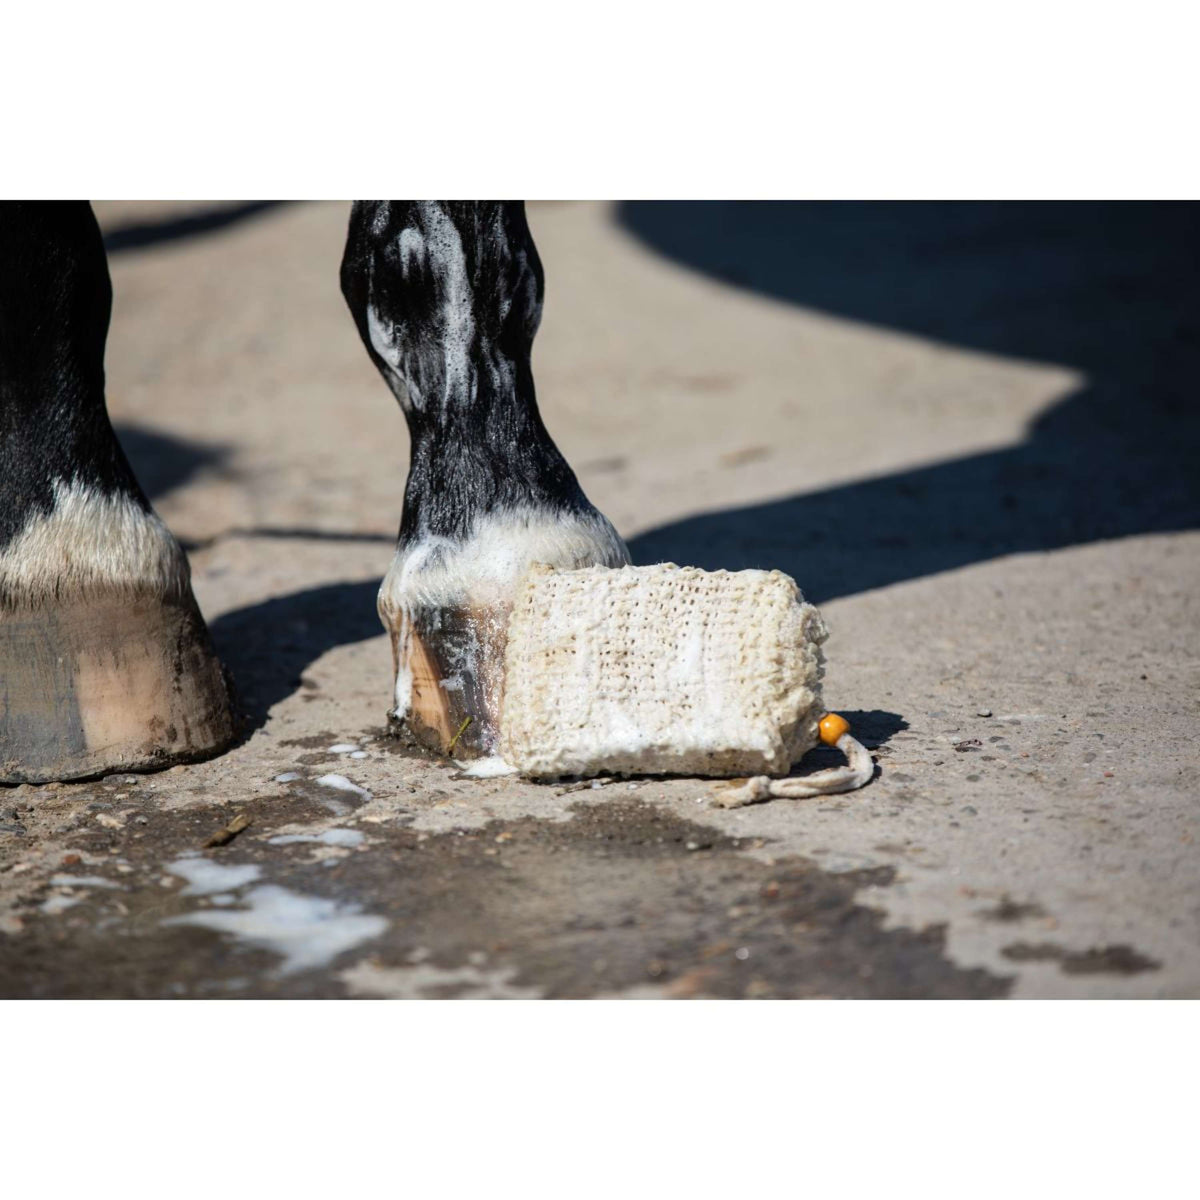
[714, 712, 875, 808]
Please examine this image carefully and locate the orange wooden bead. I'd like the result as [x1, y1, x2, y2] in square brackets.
[819, 712, 850, 746]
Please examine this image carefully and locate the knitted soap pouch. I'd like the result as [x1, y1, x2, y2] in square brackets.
[497, 563, 875, 804]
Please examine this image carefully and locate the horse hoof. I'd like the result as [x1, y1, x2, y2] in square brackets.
[0, 594, 236, 784]
[379, 509, 630, 759]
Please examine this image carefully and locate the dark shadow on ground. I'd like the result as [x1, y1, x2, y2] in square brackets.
[794, 709, 907, 777]
[619, 202, 1200, 602]
[110, 420, 386, 727]
[208, 579, 385, 731]
[836, 710, 908, 749]
[103, 202, 288, 254]
[113, 422, 229, 501]
[112, 424, 389, 550]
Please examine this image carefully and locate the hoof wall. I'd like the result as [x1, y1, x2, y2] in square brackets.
[0, 596, 236, 784]
[390, 603, 509, 759]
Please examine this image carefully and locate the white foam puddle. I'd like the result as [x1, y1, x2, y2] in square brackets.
[48, 875, 122, 889]
[316, 773, 371, 796]
[328, 744, 359, 754]
[41, 872, 126, 915]
[455, 756, 518, 779]
[313, 774, 373, 814]
[268, 828, 366, 848]
[167, 857, 263, 896]
[164, 886, 388, 976]
[340, 959, 541, 999]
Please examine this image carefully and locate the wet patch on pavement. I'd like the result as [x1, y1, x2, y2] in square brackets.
[1, 786, 1011, 998]
[1001, 941, 1162, 975]
[978, 896, 1049, 923]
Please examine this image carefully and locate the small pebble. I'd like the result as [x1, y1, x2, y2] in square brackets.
[328, 744, 358, 754]
[734, 947, 751, 961]
[274, 772, 301, 783]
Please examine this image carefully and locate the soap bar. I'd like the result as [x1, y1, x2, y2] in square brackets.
[498, 563, 828, 779]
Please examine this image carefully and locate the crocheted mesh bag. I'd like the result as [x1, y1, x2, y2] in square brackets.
[498, 563, 829, 779]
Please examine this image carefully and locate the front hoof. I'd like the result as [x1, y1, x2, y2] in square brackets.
[0, 595, 236, 783]
[380, 509, 630, 758]
[388, 602, 510, 757]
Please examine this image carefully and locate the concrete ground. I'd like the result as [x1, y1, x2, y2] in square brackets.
[1, 200, 1196, 999]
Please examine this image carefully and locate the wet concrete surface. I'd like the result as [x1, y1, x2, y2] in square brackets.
[1, 743, 1007, 999]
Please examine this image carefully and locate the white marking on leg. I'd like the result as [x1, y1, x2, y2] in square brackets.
[0, 479, 190, 608]
[378, 507, 629, 618]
